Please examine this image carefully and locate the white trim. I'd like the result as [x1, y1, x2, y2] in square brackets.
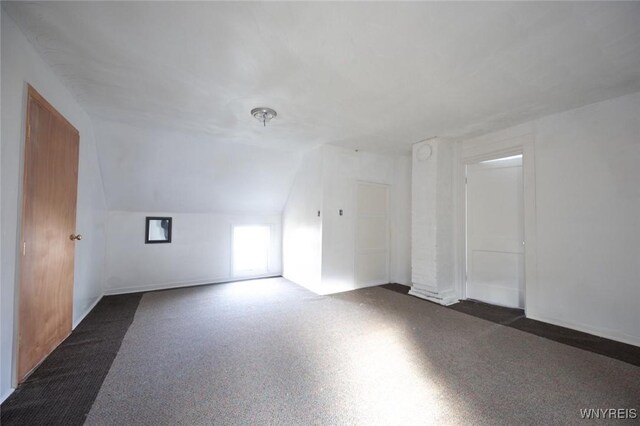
[72, 295, 103, 329]
[527, 309, 640, 348]
[455, 133, 537, 317]
[104, 274, 282, 295]
[409, 287, 458, 306]
[1, 388, 15, 404]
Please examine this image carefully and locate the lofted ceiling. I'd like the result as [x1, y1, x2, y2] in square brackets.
[93, 120, 301, 213]
[4, 1, 640, 212]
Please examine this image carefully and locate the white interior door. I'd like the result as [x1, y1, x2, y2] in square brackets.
[466, 155, 524, 308]
[355, 182, 389, 287]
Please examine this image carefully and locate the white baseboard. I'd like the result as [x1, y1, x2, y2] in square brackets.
[1, 387, 15, 404]
[104, 274, 282, 296]
[526, 309, 640, 348]
[73, 295, 103, 329]
[409, 286, 458, 306]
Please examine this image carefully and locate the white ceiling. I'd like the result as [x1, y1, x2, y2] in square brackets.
[4, 1, 640, 212]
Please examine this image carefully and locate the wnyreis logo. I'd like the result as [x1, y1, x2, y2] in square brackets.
[580, 408, 637, 420]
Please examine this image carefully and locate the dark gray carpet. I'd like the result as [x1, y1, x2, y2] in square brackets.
[85, 278, 640, 425]
[450, 299, 640, 368]
[383, 283, 640, 367]
[0, 294, 142, 426]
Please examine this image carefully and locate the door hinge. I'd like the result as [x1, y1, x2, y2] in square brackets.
[22, 241, 26, 256]
[27, 125, 31, 140]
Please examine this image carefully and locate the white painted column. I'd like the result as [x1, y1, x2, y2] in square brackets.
[409, 139, 457, 305]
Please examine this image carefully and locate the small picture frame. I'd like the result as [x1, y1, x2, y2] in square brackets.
[145, 217, 172, 244]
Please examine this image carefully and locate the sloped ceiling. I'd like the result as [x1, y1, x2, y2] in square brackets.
[93, 120, 301, 213]
[4, 1, 640, 212]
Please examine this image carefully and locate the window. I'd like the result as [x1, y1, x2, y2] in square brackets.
[232, 225, 270, 277]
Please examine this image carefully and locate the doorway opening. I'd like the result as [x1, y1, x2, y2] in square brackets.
[232, 225, 270, 277]
[465, 154, 524, 309]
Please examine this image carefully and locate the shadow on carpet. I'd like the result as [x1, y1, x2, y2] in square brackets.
[0, 294, 142, 426]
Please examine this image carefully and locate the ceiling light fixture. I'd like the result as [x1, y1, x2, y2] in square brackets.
[251, 107, 277, 127]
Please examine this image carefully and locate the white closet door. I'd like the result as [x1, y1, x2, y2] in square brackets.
[355, 182, 389, 287]
[466, 156, 524, 308]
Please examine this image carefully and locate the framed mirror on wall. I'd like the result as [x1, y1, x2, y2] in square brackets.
[145, 217, 172, 244]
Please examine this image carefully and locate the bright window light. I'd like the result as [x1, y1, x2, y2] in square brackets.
[480, 154, 523, 164]
[232, 225, 270, 277]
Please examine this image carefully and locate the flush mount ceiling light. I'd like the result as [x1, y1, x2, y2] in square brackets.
[251, 107, 277, 127]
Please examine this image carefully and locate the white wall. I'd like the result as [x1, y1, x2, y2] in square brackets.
[0, 8, 4, 404]
[283, 145, 412, 294]
[390, 155, 412, 286]
[1, 11, 107, 399]
[282, 147, 324, 291]
[321, 145, 412, 292]
[458, 91, 640, 346]
[320, 146, 361, 293]
[105, 211, 282, 294]
[410, 139, 457, 305]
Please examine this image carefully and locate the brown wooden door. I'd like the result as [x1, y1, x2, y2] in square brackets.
[17, 85, 80, 382]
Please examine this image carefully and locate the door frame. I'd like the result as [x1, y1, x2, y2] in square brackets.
[454, 133, 537, 316]
[354, 180, 390, 288]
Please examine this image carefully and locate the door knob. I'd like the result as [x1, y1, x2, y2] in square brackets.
[70, 234, 82, 241]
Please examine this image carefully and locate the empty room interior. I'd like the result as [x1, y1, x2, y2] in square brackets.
[1, 1, 639, 424]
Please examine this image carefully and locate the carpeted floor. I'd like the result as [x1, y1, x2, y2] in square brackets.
[84, 278, 639, 425]
[0, 293, 142, 425]
[382, 283, 640, 367]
